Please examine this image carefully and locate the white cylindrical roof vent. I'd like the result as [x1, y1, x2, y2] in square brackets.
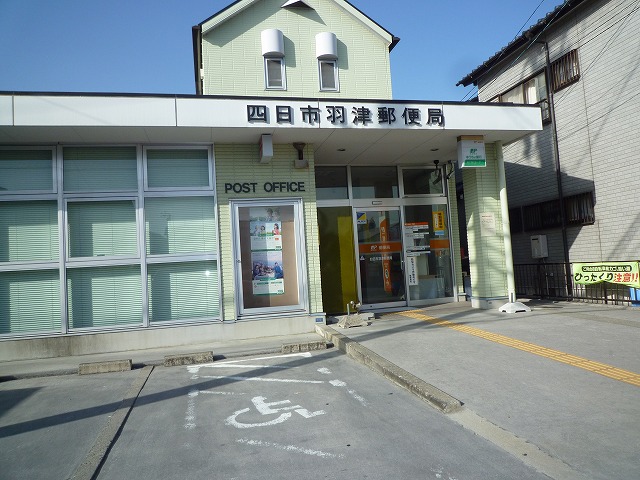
[261, 29, 285, 57]
[316, 32, 337, 59]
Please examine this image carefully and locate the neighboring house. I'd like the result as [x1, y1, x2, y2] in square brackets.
[0, 0, 541, 361]
[458, 0, 640, 302]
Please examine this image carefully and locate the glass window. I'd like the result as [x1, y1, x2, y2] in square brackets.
[402, 168, 444, 195]
[265, 58, 285, 89]
[551, 49, 580, 91]
[319, 60, 338, 91]
[63, 146, 137, 192]
[565, 191, 595, 225]
[315, 167, 348, 200]
[524, 72, 547, 104]
[0, 149, 53, 192]
[145, 197, 216, 256]
[403, 204, 454, 300]
[146, 149, 209, 189]
[148, 261, 219, 323]
[351, 166, 399, 199]
[67, 265, 142, 329]
[502, 85, 524, 103]
[0, 201, 59, 262]
[0, 269, 61, 334]
[67, 200, 138, 258]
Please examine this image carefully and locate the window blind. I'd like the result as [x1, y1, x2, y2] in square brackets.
[67, 265, 142, 329]
[67, 200, 138, 258]
[146, 149, 209, 188]
[0, 270, 61, 334]
[0, 149, 53, 191]
[148, 261, 219, 323]
[145, 197, 216, 255]
[63, 146, 137, 192]
[0, 201, 59, 262]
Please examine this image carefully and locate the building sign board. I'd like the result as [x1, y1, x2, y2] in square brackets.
[457, 136, 486, 168]
[432, 211, 446, 236]
[573, 262, 640, 288]
[246, 102, 445, 129]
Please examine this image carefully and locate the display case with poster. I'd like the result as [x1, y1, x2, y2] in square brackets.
[231, 199, 307, 317]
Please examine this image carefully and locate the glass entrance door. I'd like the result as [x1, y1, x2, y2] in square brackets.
[355, 208, 405, 308]
[403, 204, 454, 304]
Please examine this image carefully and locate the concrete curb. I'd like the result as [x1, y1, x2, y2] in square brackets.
[281, 340, 328, 353]
[68, 365, 154, 480]
[78, 359, 132, 375]
[164, 351, 214, 367]
[315, 324, 463, 414]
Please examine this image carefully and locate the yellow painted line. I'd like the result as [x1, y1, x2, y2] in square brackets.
[398, 310, 640, 388]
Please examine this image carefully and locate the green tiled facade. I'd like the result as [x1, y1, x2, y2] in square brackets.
[462, 143, 509, 302]
[214, 143, 322, 320]
[201, 0, 393, 98]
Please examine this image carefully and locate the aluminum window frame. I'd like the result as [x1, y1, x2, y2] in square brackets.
[264, 57, 287, 90]
[318, 59, 339, 92]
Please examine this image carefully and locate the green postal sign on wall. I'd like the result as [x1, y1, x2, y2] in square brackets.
[573, 262, 640, 288]
[457, 135, 486, 168]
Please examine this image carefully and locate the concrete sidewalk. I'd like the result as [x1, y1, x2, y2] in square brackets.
[1, 300, 639, 479]
[320, 300, 640, 480]
[0, 331, 323, 380]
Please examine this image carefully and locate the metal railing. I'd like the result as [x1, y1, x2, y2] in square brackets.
[514, 263, 637, 306]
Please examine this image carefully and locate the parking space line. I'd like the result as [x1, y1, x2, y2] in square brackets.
[399, 310, 640, 387]
[198, 375, 325, 384]
[236, 438, 344, 459]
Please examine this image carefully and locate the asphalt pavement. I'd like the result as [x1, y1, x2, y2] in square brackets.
[1, 299, 639, 480]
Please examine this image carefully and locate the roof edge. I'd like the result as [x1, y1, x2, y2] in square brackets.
[196, 0, 398, 50]
[457, 0, 587, 87]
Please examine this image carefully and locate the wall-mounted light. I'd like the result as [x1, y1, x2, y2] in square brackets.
[259, 134, 273, 163]
[432, 160, 443, 185]
[446, 160, 456, 180]
[293, 142, 307, 169]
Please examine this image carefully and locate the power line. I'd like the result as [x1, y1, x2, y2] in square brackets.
[458, 0, 558, 101]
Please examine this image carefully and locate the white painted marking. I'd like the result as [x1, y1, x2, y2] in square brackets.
[236, 438, 344, 459]
[226, 396, 326, 428]
[328, 379, 368, 406]
[226, 408, 292, 428]
[206, 364, 288, 369]
[187, 352, 312, 373]
[252, 396, 325, 419]
[252, 396, 298, 415]
[347, 389, 368, 407]
[317, 367, 332, 374]
[199, 391, 245, 396]
[429, 466, 458, 480]
[185, 389, 198, 430]
[199, 374, 324, 384]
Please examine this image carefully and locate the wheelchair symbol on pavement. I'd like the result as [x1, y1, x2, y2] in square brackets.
[225, 396, 326, 429]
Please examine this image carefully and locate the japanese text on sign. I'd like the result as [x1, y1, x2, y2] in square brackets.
[247, 104, 444, 127]
[572, 262, 640, 288]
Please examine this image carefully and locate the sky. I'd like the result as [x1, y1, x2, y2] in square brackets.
[0, 0, 566, 101]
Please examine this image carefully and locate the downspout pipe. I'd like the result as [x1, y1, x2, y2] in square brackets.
[540, 40, 573, 298]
